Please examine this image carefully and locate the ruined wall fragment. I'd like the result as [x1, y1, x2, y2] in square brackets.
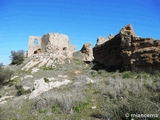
[28, 36, 41, 57]
[93, 24, 160, 72]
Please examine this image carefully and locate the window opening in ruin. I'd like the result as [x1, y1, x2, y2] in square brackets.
[63, 47, 67, 50]
[34, 39, 38, 46]
[34, 49, 41, 54]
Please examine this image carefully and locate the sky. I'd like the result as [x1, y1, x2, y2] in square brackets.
[0, 0, 160, 65]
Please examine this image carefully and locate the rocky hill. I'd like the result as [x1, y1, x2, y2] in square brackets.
[0, 25, 160, 120]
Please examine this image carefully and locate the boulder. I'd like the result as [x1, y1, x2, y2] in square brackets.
[29, 78, 71, 99]
[80, 43, 94, 62]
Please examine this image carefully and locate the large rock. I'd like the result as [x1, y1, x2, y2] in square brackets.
[29, 78, 71, 99]
[80, 43, 93, 62]
[93, 24, 160, 72]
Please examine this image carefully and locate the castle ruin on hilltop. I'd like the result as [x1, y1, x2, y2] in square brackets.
[27, 33, 76, 57]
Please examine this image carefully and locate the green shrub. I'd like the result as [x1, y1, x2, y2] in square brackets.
[39, 109, 47, 113]
[10, 50, 25, 65]
[15, 84, 31, 96]
[51, 104, 59, 113]
[90, 71, 96, 77]
[73, 102, 89, 113]
[0, 63, 13, 85]
[122, 71, 133, 79]
[44, 78, 50, 83]
[97, 71, 102, 75]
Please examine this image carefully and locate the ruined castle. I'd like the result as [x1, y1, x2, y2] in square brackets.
[27, 33, 76, 57]
[24, 24, 160, 72]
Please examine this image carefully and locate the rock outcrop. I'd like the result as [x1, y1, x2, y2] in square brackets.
[80, 43, 93, 62]
[93, 24, 160, 72]
[29, 78, 71, 99]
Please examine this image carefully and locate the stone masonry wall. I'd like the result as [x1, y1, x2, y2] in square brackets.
[93, 24, 160, 72]
[28, 36, 41, 57]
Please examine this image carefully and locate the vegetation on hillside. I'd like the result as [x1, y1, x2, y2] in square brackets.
[10, 50, 25, 65]
[0, 63, 13, 86]
[0, 56, 159, 120]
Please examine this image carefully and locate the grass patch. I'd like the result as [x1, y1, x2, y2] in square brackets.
[73, 102, 89, 113]
[51, 103, 59, 113]
[43, 67, 54, 70]
[122, 71, 134, 79]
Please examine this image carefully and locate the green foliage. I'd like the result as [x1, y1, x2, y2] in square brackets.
[51, 104, 59, 113]
[73, 102, 89, 113]
[97, 71, 102, 75]
[122, 71, 134, 79]
[15, 84, 31, 96]
[43, 67, 54, 70]
[39, 109, 47, 113]
[44, 78, 50, 83]
[7, 79, 17, 87]
[10, 50, 25, 65]
[93, 90, 100, 94]
[0, 63, 13, 85]
[90, 71, 96, 77]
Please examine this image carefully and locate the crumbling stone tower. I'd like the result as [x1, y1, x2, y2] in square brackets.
[27, 33, 76, 58]
[28, 36, 41, 57]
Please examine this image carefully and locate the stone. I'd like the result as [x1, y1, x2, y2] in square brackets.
[119, 24, 135, 37]
[58, 75, 68, 78]
[96, 34, 114, 46]
[86, 77, 94, 84]
[0, 96, 13, 104]
[22, 33, 76, 71]
[28, 33, 76, 57]
[91, 106, 97, 109]
[31, 67, 39, 74]
[21, 75, 33, 81]
[93, 24, 160, 72]
[29, 78, 71, 99]
[21, 33, 76, 71]
[10, 76, 19, 80]
[28, 36, 41, 57]
[80, 43, 94, 62]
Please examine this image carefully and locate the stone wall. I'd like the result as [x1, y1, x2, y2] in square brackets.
[28, 33, 76, 57]
[93, 24, 160, 72]
[28, 36, 41, 57]
[41, 33, 70, 52]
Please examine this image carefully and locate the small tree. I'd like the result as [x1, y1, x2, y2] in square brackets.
[10, 50, 25, 65]
[0, 63, 13, 85]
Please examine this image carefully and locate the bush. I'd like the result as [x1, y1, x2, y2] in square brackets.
[10, 50, 25, 65]
[15, 84, 31, 96]
[0, 63, 13, 85]
[44, 78, 50, 83]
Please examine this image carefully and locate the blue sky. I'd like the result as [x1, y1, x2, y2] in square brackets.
[0, 0, 160, 65]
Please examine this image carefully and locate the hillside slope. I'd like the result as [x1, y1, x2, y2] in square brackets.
[0, 52, 160, 120]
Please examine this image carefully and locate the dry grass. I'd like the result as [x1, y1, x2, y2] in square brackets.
[0, 58, 160, 120]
